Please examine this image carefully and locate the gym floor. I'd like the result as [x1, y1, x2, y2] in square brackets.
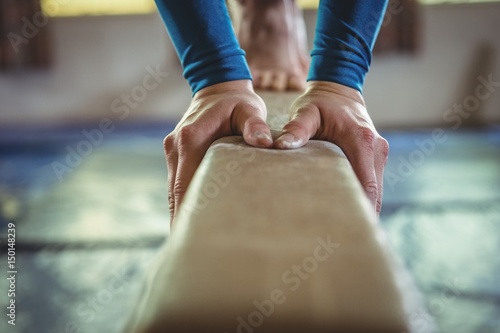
[0, 124, 499, 333]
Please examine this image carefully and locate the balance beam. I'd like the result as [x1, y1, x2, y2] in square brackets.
[126, 93, 435, 333]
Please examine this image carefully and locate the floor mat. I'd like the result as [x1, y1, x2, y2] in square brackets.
[0, 125, 499, 333]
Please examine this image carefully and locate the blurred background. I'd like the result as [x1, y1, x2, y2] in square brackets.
[0, 0, 499, 332]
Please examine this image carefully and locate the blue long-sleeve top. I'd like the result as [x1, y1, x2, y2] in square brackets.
[155, 0, 388, 94]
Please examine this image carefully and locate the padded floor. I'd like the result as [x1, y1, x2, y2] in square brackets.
[0, 124, 499, 333]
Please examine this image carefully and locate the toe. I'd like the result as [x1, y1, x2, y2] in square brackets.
[271, 72, 287, 91]
[259, 71, 273, 90]
[288, 75, 306, 91]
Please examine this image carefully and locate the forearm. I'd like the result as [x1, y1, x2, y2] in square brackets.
[155, 0, 252, 94]
[308, 0, 389, 92]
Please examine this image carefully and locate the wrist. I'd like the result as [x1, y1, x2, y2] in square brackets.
[194, 80, 254, 98]
[306, 81, 365, 106]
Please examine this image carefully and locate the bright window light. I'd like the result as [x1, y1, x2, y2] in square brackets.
[42, 0, 500, 17]
[419, 0, 500, 4]
[298, 0, 499, 8]
[41, 0, 156, 17]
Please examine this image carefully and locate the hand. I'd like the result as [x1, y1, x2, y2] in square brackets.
[164, 80, 273, 223]
[275, 81, 389, 215]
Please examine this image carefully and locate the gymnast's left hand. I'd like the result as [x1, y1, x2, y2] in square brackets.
[164, 80, 273, 224]
[274, 81, 389, 216]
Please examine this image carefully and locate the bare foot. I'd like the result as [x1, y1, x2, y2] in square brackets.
[237, 0, 309, 91]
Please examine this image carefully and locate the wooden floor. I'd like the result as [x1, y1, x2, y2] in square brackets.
[1, 121, 500, 332]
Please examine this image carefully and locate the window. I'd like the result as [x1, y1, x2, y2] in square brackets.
[42, 0, 500, 17]
[420, 0, 499, 4]
[41, 0, 156, 17]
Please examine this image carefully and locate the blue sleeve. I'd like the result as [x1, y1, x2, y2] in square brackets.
[308, 0, 388, 92]
[155, 0, 252, 95]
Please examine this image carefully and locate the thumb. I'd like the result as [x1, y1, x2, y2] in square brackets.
[233, 103, 273, 148]
[275, 105, 320, 149]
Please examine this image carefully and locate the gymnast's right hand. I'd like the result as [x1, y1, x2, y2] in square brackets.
[163, 80, 273, 224]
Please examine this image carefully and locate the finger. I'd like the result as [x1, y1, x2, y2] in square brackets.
[341, 129, 378, 211]
[233, 103, 273, 148]
[163, 134, 178, 223]
[274, 105, 320, 149]
[172, 126, 212, 221]
[271, 72, 287, 92]
[374, 137, 390, 215]
[259, 71, 273, 90]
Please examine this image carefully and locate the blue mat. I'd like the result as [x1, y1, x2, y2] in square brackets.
[0, 125, 499, 333]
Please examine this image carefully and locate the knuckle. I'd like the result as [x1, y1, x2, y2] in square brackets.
[175, 125, 196, 145]
[168, 194, 175, 211]
[376, 199, 383, 214]
[357, 127, 376, 147]
[293, 105, 311, 115]
[167, 188, 175, 221]
[284, 119, 305, 131]
[245, 116, 266, 129]
[363, 181, 379, 197]
[163, 134, 175, 153]
[378, 137, 390, 159]
[243, 99, 266, 115]
[172, 180, 189, 198]
[291, 105, 314, 120]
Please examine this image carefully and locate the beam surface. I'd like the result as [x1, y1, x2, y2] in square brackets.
[127, 93, 434, 333]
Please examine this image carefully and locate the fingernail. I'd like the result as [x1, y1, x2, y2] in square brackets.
[277, 134, 301, 149]
[254, 131, 272, 142]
